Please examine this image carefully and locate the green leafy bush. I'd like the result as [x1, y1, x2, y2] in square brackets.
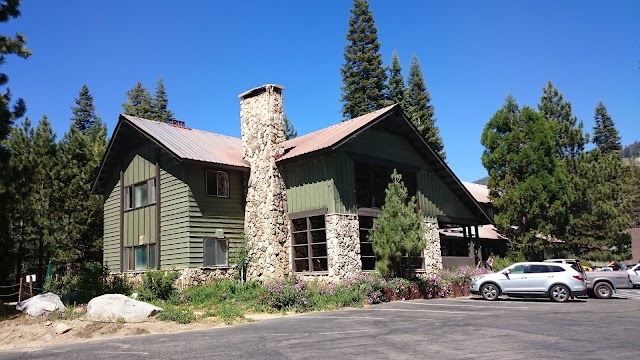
[138, 270, 180, 301]
[43, 263, 132, 304]
[158, 305, 196, 324]
[211, 302, 245, 324]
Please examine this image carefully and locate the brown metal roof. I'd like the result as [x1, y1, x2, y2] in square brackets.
[279, 105, 396, 161]
[123, 114, 248, 168]
[461, 181, 490, 204]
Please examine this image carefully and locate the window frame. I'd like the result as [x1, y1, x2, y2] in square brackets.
[203, 237, 229, 267]
[122, 243, 157, 272]
[290, 214, 328, 273]
[123, 178, 156, 211]
[359, 215, 377, 271]
[206, 170, 230, 198]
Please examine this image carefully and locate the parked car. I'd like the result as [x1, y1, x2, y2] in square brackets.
[544, 258, 632, 298]
[627, 264, 640, 288]
[543, 259, 585, 274]
[469, 262, 587, 303]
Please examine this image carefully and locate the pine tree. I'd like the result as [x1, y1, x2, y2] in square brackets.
[627, 162, 640, 228]
[538, 81, 586, 159]
[71, 84, 97, 133]
[405, 55, 445, 160]
[152, 78, 174, 123]
[563, 150, 631, 260]
[29, 116, 56, 283]
[387, 50, 407, 110]
[340, 0, 387, 120]
[371, 170, 424, 277]
[122, 82, 154, 119]
[622, 141, 640, 159]
[283, 114, 297, 140]
[593, 102, 622, 154]
[4, 117, 35, 283]
[481, 97, 572, 260]
[0, 0, 30, 168]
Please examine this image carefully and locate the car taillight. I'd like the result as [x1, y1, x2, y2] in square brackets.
[573, 275, 584, 281]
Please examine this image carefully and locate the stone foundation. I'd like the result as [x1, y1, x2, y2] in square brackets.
[326, 213, 361, 279]
[239, 84, 291, 281]
[117, 267, 236, 289]
[423, 221, 443, 275]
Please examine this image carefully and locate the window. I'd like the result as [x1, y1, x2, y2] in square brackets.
[291, 215, 327, 272]
[359, 216, 376, 271]
[525, 265, 550, 273]
[549, 265, 566, 272]
[204, 238, 228, 266]
[124, 178, 156, 210]
[509, 265, 525, 274]
[123, 244, 156, 271]
[206, 170, 230, 197]
[354, 161, 417, 209]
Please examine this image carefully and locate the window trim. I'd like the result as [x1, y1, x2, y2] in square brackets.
[122, 243, 157, 272]
[291, 214, 328, 273]
[359, 216, 376, 271]
[203, 237, 229, 267]
[206, 169, 230, 198]
[124, 178, 157, 211]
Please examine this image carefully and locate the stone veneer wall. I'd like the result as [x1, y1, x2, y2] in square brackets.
[423, 220, 443, 274]
[239, 85, 291, 281]
[325, 213, 361, 279]
[118, 267, 236, 289]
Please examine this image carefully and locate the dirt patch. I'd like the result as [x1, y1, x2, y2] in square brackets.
[0, 310, 283, 352]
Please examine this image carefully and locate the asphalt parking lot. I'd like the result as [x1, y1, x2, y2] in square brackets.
[3, 289, 640, 360]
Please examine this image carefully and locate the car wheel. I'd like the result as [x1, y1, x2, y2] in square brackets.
[594, 282, 613, 299]
[549, 284, 570, 303]
[480, 283, 500, 301]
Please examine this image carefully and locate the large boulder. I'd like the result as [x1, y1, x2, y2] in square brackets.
[16, 292, 66, 317]
[86, 294, 163, 322]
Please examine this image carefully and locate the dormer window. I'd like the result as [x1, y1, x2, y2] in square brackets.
[206, 170, 229, 197]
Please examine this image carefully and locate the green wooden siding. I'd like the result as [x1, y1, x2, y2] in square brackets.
[103, 180, 120, 272]
[122, 154, 158, 247]
[283, 156, 336, 214]
[336, 129, 475, 221]
[159, 152, 190, 269]
[184, 164, 246, 266]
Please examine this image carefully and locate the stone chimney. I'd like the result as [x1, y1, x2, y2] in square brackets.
[239, 84, 290, 280]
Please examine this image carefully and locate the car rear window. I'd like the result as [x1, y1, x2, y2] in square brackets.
[549, 265, 565, 272]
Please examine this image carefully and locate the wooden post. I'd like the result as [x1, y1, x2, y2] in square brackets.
[29, 276, 33, 297]
[18, 277, 23, 303]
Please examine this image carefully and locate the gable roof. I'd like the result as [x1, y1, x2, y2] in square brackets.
[461, 181, 490, 204]
[94, 106, 493, 225]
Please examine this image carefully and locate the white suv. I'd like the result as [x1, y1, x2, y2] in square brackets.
[469, 262, 587, 302]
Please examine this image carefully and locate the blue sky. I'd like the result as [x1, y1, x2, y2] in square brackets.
[4, 1, 639, 181]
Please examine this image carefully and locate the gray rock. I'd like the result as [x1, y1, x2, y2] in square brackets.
[15, 293, 66, 317]
[45, 321, 52, 326]
[86, 294, 163, 322]
[55, 323, 72, 334]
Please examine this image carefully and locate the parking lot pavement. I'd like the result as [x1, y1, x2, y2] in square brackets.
[613, 288, 640, 300]
[3, 297, 640, 360]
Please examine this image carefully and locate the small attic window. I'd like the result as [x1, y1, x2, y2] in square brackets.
[206, 170, 229, 198]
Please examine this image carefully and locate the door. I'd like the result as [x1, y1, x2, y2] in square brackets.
[499, 264, 528, 293]
[524, 264, 552, 293]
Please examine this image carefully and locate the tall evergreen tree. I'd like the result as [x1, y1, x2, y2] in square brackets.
[481, 96, 572, 260]
[627, 162, 640, 228]
[538, 81, 586, 159]
[283, 114, 297, 140]
[71, 84, 97, 133]
[622, 141, 640, 159]
[405, 55, 445, 160]
[29, 116, 56, 283]
[340, 0, 387, 120]
[563, 150, 631, 260]
[0, 0, 30, 168]
[152, 78, 174, 123]
[4, 117, 35, 283]
[593, 102, 622, 154]
[386, 50, 407, 110]
[371, 170, 424, 277]
[122, 82, 154, 119]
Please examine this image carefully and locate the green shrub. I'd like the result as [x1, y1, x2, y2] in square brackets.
[211, 302, 245, 324]
[43, 263, 132, 304]
[158, 305, 196, 324]
[139, 270, 180, 301]
[492, 255, 517, 271]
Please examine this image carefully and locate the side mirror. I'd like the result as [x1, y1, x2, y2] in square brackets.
[503, 269, 510, 275]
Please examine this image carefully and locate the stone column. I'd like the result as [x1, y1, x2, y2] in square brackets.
[239, 84, 290, 281]
[423, 220, 443, 274]
[325, 214, 361, 279]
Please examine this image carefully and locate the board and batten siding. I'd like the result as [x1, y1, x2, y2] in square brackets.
[184, 164, 246, 267]
[103, 180, 121, 272]
[283, 155, 336, 214]
[336, 129, 475, 221]
[122, 153, 158, 248]
[159, 152, 190, 269]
